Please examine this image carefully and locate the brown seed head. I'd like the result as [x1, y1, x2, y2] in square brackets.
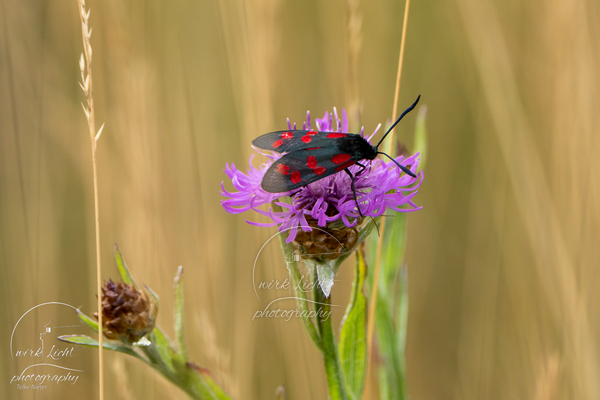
[294, 215, 358, 262]
[94, 279, 156, 344]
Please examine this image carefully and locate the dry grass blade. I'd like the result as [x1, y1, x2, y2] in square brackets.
[346, 0, 362, 120]
[456, 0, 600, 397]
[364, 1, 412, 399]
[77, 0, 104, 399]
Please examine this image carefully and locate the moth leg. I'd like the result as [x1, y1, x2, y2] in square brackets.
[355, 161, 367, 176]
[344, 168, 364, 218]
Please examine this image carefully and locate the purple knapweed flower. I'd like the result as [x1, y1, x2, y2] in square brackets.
[220, 108, 423, 243]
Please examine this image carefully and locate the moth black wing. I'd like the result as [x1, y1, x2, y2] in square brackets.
[252, 130, 349, 153]
[261, 146, 358, 193]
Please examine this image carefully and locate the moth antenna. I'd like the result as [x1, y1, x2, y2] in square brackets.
[307, 110, 311, 130]
[375, 95, 421, 149]
[377, 151, 417, 178]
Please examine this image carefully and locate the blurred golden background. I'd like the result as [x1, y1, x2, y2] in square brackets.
[1, 0, 599, 399]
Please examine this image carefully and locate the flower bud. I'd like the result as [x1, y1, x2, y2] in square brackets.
[294, 216, 358, 262]
[94, 279, 156, 344]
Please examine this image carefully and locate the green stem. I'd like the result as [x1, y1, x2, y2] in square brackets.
[277, 232, 322, 351]
[315, 279, 349, 400]
[140, 328, 232, 400]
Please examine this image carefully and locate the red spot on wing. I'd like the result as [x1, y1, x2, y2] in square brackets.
[327, 132, 346, 138]
[301, 135, 312, 143]
[307, 156, 317, 168]
[313, 166, 326, 176]
[334, 160, 355, 172]
[331, 153, 351, 164]
[281, 132, 293, 139]
[273, 139, 284, 148]
[276, 164, 290, 175]
[305, 147, 321, 150]
[307, 131, 317, 136]
[291, 171, 301, 184]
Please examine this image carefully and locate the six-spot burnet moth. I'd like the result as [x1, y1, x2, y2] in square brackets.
[252, 95, 421, 216]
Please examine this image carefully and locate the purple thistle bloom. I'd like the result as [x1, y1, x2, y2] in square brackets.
[220, 108, 423, 243]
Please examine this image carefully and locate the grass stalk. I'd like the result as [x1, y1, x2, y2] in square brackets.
[363, 0, 412, 398]
[77, 1, 104, 398]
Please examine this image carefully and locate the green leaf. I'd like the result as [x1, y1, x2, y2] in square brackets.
[114, 244, 137, 288]
[374, 290, 407, 399]
[174, 266, 187, 361]
[339, 249, 368, 399]
[76, 309, 99, 333]
[143, 327, 177, 374]
[370, 214, 410, 400]
[396, 267, 409, 386]
[57, 334, 99, 347]
[186, 362, 235, 400]
[382, 213, 407, 292]
[58, 334, 147, 363]
[316, 261, 335, 298]
[145, 283, 160, 311]
[413, 105, 428, 171]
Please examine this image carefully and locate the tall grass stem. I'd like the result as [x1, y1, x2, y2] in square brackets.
[364, 0, 412, 398]
[77, 1, 104, 398]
